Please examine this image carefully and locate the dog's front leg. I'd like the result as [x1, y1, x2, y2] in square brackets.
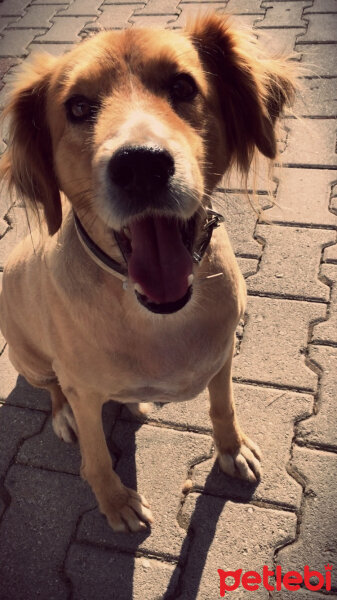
[208, 341, 261, 483]
[67, 390, 153, 532]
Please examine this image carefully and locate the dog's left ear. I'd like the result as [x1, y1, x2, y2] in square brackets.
[0, 54, 62, 235]
[189, 15, 295, 172]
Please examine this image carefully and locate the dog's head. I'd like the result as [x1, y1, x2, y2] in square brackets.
[0, 15, 294, 312]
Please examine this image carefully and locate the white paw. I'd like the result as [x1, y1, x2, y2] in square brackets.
[52, 403, 78, 443]
[126, 402, 152, 419]
[103, 487, 154, 533]
[218, 437, 261, 483]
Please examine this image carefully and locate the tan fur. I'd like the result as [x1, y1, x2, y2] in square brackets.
[0, 15, 294, 532]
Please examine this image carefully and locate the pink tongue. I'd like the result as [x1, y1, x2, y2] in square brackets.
[128, 216, 193, 304]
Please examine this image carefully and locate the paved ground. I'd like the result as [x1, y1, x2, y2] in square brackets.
[0, 0, 336, 598]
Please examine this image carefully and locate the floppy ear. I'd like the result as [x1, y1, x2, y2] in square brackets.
[189, 15, 295, 172]
[0, 54, 62, 235]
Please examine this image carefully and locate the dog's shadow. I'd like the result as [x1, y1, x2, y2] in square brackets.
[0, 377, 257, 599]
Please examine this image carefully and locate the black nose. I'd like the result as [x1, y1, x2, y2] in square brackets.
[108, 145, 175, 195]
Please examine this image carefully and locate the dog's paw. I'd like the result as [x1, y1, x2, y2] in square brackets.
[52, 402, 78, 443]
[102, 487, 153, 533]
[217, 436, 261, 483]
[126, 402, 152, 419]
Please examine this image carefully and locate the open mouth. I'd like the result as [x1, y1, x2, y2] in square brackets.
[116, 214, 196, 314]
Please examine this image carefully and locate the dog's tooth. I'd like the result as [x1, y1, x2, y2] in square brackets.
[135, 283, 145, 295]
[187, 274, 194, 286]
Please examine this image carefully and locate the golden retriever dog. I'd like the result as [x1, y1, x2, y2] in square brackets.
[0, 15, 294, 532]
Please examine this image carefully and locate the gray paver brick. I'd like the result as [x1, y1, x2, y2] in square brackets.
[300, 13, 337, 43]
[304, 0, 337, 13]
[0, 404, 45, 478]
[277, 446, 337, 588]
[0, 464, 95, 600]
[77, 422, 212, 559]
[226, 0, 265, 14]
[224, 160, 277, 194]
[324, 240, 337, 262]
[193, 384, 313, 508]
[313, 263, 337, 344]
[0, 0, 31, 17]
[131, 14, 178, 27]
[258, 1, 311, 28]
[170, 4, 227, 28]
[275, 592, 335, 600]
[177, 495, 296, 599]
[134, 0, 180, 15]
[281, 119, 337, 167]
[297, 345, 337, 448]
[67, 544, 180, 600]
[247, 225, 334, 301]
[237, 256, 259, 278]
[7, 5, 62, 29]
[95, 5, 145, 29]
[0, 28, 44, 57]
[295, 78, 337, 117]
[214, 192, 261, 258]
[297, 43, 337, 76]
[265, 168, 337, 227]
[29, 41, 72, 55]
[58, 0, 103, 16]
[0, 349, 51, 410]
[35, 16, 93, 42]
[257, 27, 303, 56]
[233, 296, 326, 390]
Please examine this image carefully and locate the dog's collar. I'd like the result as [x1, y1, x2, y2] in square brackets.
[73, 208, 224, 285]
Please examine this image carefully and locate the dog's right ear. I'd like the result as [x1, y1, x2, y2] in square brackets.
[0, 54, 62, 235]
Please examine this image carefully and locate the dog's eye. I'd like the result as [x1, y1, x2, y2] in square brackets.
[65, 95, 98, 123]
[169, 74, 198, 102]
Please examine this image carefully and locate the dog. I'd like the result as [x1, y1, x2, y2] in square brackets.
[0, 14, 294, 532]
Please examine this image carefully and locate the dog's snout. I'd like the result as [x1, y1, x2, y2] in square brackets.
[108, 145, 175, 195]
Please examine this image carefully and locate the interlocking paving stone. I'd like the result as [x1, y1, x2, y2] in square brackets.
[226, 0, 265, 14]
[0, 58, 19, 87]
[58, 0, 103, 16]
[265, 168, 337, 227]
[233, 296, 326, 390]
[295, 77, 337, 117]
[77, 422, 212, 559]
[224, 160, 277, 194]
[0, 349, 51, 410]
[17, 401, 120, 474]
[0, 464, 96, 600]
[214, 192, 262, 258]
[94, 5, 145, 29]
[257, 27, 303, 56]
[297, 43, 337, 76]
[324, 241, 337, 262]
[304, 0, 337, 13]
[237, 256, 259, 278]
[35, 16, 93, 42]
[275, 592, 334, 600]
[176, 495, 297, 599]
[134, 0, 180, 15]
[277, 446, 337, 589]
[297, 346, 337, 448]
[170, 3, 227, 28]
[131, 14, 177, 27]
[258, 1, 311, 28]
[0, 0, 31, 17]
[66, 544, 180, 600]
[0, 28, 44, 57]
[192, 384, 313, 508]
[313, 263, 337, 343]
[247, 225, 334, 301]
[0, 404, 46, 478]
[300, 13, 337, 43]
[0, 206, 29, 269]
[281, 119, 337, 167]
[7, 4, 62, 29]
